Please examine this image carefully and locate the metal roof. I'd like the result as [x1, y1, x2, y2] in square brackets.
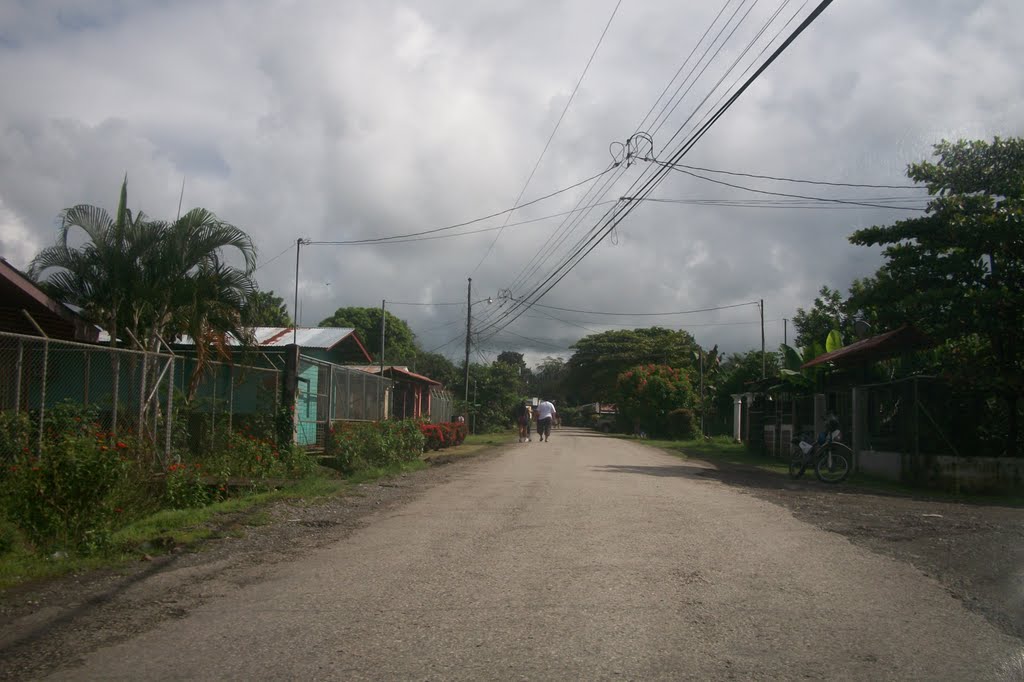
[352, 365, 442, 386]
[176, 327, 359, 349]
[801, 325, 930, 369]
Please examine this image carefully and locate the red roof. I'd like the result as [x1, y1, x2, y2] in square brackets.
[354, 365, 441, 386]
[801, 325, 930, 369]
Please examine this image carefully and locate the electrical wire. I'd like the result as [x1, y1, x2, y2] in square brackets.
[306, 167, 614, 246]
[660, 162, 924, 189]
[519, 298, 759, 317]
[254, 242, 295, 272]
[480, 0, 836, 340]
[470, 0, 623, 275]
[654, 164, 929, 210]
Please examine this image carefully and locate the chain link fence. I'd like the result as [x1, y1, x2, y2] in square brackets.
[0, 331, 283, 467]
[297, 355, 393, 448]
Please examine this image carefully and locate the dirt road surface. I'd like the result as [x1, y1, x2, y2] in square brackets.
[3, 429, 1023, 680]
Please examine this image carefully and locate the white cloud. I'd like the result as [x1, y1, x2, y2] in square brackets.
[0, 0, 1022, 366]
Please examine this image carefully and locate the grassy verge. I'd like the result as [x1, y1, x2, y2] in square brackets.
[626, 433, 1024, 506]
[424, 429, 516, 461]
[0, 459, 435, 591]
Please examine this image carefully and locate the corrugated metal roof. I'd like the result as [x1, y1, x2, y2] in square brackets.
[801, 325, 930, 368]
[176, 327, 358, 349]
[352, 365, 442, 386]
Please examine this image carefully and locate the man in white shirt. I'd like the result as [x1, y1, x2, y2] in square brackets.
[535, 399, 557, 443]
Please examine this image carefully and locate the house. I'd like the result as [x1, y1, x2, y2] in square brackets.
[173, 327, 377, 447]
[353, 365, 442, 420]
[0, 257, 99, 342]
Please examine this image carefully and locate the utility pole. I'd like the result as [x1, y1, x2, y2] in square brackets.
[699, 349, 705, 437]
[380, 299, 386, 374]
[380, 299, 387, 421]
[783, 318, 788, 346]
[293, 238, 303, 345]
[760, 298, 765, 379]
[464, 277, 472, 406]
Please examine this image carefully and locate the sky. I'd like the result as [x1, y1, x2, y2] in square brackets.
[1, 0, 1022, 369]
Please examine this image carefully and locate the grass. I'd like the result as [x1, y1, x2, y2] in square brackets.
[424, 429, 517, 460]
[0, 459, 443, 591]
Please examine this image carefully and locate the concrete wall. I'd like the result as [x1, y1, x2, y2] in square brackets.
[857, 449, 1024, 493]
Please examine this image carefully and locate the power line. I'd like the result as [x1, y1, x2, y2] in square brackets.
[480, 0, 836, 340]
[660, 161, 924, 189]
[254, 242, 295, 272]
[518, 298, 759, 317]
[306, 167, 614, 246]
[655, 164, 930, 210]
[470, 0, 624, 275]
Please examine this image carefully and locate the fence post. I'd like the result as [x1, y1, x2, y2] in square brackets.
[14, 339, 23, 411]
[38, 338, 48, 454]
[851, 387, 866, 473]
[228, 365, 234, 437]
[111, 349, 120, 443]
[165, 356, 175, 462]
[282, 344, 300, 445]
[138, 351, 148, 443]
[84, 351, 90, 405]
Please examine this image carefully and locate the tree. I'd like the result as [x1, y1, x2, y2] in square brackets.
[243, 290, 292, 327]
[319, 307, 417, 363]
[566, 327, 699, 403]
[496, 351, 527, 373]
[411, 351, 459, 389]
[848, 137, 1024, 456]
[792, 286, 856, 348]
[529, 356, 568, 405]
[614, 364, 698, 438]
[712, 350, 781, 435]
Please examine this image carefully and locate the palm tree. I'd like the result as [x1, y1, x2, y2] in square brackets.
[30, 178, 260, 422]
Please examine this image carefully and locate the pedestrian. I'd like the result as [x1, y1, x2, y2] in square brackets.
[535, 398, 557, 443]
[513, 402, 529, 443]
[524, 405, 533, 442]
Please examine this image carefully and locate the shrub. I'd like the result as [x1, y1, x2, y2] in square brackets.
[3, 434, 129, 553]
[666, 408, 699, 440]
[420, 423, 445, 451]
[326, 420, 426, 474]
[164, 462, 209, 509]
[0, 411, 32, 466]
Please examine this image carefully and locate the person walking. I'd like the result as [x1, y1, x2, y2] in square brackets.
[513, 402, 529, 443]
[535, 398, 557, 443]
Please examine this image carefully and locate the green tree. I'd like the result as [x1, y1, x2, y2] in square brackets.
[614, 364, 698, 438]
[496, 351, 527, 373]
[529, 356, 568, 405]
[848, 137, 1024, 456]
[468, 360, 526, 432]
[792, 286, 856, 348]
[411, 351, 459, 389]
[566, 327, 699, 403]
[712, 350, 781, 435]
[30, 178, 258, 395]
[243, 290, 292, 327]
[319, 307, 417, 363]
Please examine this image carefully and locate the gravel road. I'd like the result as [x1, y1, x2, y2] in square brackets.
[5, 429, 1024, 680]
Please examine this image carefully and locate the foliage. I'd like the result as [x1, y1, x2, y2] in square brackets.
[29, 178, 258, 398]
[496, 351, 527, 373]
[324, 419, 426, 474]
[164, 462, 209, 509]
[3, 427, 129, 553]
[558, 405, 582, 427]
[418, 421, 467, 451]
[666, 408, 699, 440]
[710, 351, 782, 434]
[848, 137, 1024, 456]
[567, 328, 699, 403]
[614, 364, 698, 438]
[467, 361, 526, 432]
[528, 356, 569, 405]
[243, 290, 292, 327]
[791, 286, 859, 349]
[0, 411, 32, 465]
[410, 351, 460, 389]
[319, 307, 417, 364]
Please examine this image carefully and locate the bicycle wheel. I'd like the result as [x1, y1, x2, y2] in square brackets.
[815, 442, 852, 483]
[788, 445, 807, 479]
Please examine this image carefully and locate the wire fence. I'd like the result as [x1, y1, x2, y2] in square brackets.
[0, 331, 283, 467]
[297, 355, 393, 448]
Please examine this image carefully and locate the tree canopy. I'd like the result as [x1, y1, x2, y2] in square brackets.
[319, 306, 417, 363]
[848, 136, 1024, 455]
[566, 327, 699, 402]
[243, 290, 292, 327]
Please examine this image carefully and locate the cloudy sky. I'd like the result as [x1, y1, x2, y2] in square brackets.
[1, 0, 1022, 367]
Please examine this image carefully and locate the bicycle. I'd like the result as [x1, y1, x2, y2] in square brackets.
[788, 416, 852, 484]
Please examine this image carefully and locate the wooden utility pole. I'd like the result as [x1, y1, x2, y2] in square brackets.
[760, 298, 765, 378]
[783, 318, 788, 346]
[464, 278, 472, 404]
[380, 299, 386, 374]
